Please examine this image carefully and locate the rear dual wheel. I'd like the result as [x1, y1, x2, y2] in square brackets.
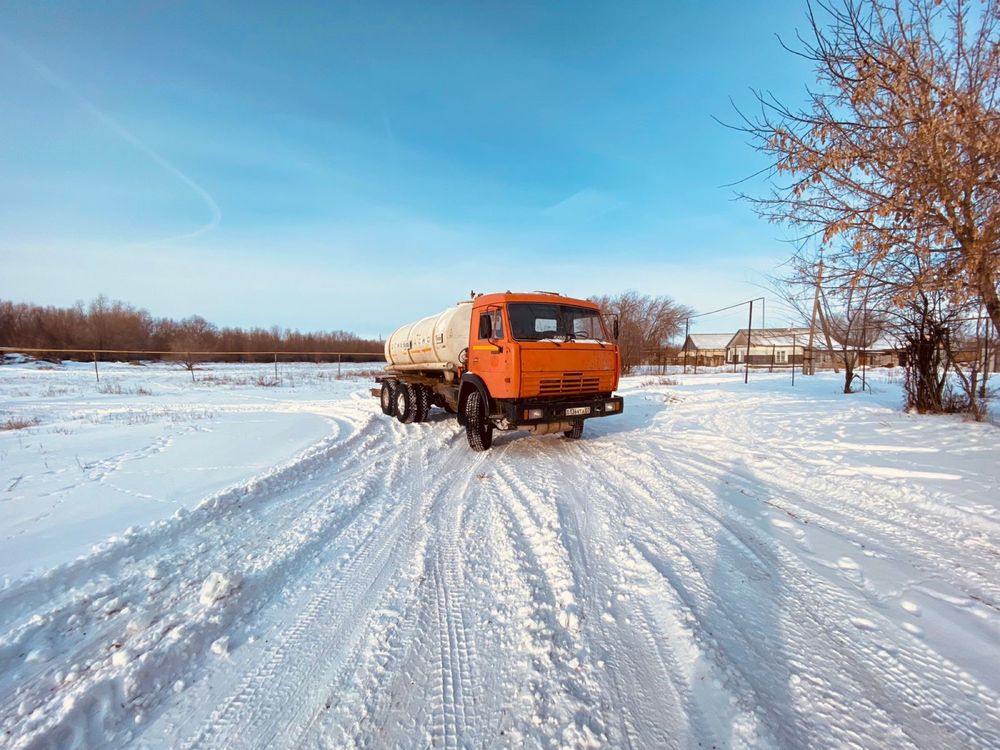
[395, 383, 416, 423]
[394, 383, 431, 424]
[380, 380, 396, 416]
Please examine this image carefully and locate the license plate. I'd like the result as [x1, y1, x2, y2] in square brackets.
[565, 406, 591, 416]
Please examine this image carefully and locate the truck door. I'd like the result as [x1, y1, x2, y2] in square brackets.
[470, 307, 512, 398]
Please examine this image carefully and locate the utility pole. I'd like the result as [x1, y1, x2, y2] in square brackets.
[683, 318, 689, 374]
[805, 259, 824, 375]
[816, 287, 840, 374]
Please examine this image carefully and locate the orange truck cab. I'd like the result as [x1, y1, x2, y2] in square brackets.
[376, 291, 624, 451]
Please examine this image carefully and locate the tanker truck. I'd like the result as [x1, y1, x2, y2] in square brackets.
[374, 291, 624, 451]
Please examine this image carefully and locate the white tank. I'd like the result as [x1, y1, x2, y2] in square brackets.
[385, 301, 473, 369]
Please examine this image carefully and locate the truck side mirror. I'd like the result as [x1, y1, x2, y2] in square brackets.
[613, 318, 620, 341]
[478, 314, 492, 339]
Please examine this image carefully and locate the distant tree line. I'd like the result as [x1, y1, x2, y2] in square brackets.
[0, 295, 384, 363]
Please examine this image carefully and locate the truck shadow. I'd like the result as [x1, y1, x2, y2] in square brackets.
[422, 409, 455, 423]
[575, 390, 663, 440]
[700, 457, 801, 746]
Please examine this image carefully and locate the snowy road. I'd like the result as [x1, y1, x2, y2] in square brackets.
[1, 364, 998, 748]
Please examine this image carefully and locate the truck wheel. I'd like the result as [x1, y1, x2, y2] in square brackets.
[380, 381, 396, 416]
[564, 422, 584, 440]
[464, 390, 493, 451]
[395, 383, 417, 424]
[414, 385, 430, 423]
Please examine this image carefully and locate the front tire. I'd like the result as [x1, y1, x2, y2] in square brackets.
[564, 421, 584, 439]
[464, 390, 493, 451]
[414, 384, 430, 423]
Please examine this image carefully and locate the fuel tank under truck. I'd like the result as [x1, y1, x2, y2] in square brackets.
[384, 300, 473, 370]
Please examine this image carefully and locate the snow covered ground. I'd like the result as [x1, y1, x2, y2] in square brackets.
[1, 360, 998, 748]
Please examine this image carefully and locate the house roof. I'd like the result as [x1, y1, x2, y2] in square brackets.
[728, 327, 900, 351]
[830, 335, 899, 352]
[727, 328, 811, 348]
[684, 333, 733, 350]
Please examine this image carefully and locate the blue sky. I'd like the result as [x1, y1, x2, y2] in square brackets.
[1, 1, 814, 338]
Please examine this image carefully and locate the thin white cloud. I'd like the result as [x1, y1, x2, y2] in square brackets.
[542, 187, 623, 221]
[0, 35, 222, 248]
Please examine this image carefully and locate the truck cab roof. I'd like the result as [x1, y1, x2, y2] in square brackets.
[473, 292, 600, 309]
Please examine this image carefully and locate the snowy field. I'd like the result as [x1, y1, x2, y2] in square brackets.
[1, 360, 998, 748]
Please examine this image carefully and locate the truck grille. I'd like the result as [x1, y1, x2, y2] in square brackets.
[538, 372, 601, 395]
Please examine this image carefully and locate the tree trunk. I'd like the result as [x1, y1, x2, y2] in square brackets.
[843, 352, 856, 394]
[977, 259, 1000, 338]
[843, 362, 855, 393]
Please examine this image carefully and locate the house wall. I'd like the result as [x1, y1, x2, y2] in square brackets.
[728, 346, 799, 365]
[683, 348, 726, 367]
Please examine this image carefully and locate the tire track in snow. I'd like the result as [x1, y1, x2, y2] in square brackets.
[175, 447, 418, 749]
[484, 455, 608, 746]
[324, 443, 533, 748]
[178, 422, 490, 749]
[548, 441, 727, 749]
[289, 436, 440, 748]
[0, 413, 372, 631]
[0, 414, 383, 687]
[1, 411, 401, 747]
[328, 428, 490, 748]
[284, 426, 471, 747]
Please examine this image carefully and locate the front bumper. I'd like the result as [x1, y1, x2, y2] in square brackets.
[499, 395, 624, 427]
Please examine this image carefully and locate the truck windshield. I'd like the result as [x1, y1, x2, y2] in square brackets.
[507, 303, 608, 342]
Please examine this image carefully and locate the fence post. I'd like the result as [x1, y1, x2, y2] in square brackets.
[792, 334, 796, 386]
[338, 353, 342, 379]
[93, 352, 99, 383]
[188, 353, 194, 383]
[274, 352, 278, 381]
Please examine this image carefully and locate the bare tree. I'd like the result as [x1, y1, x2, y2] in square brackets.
[773, 257, 886, 392]
[590, 291, 691, 374]
[735, 0, 1000, 333]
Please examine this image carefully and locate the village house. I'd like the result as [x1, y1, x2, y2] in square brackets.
[680, 333, 732, 367]
[726, 327, 901, 369]
[726, 328, 810, 366]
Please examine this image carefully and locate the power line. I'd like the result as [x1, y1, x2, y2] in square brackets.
[687, 297, 765, 320]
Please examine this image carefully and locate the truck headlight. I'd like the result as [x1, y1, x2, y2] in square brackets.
[605, 401, 619, 412]
[526, 408, 544, 420]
